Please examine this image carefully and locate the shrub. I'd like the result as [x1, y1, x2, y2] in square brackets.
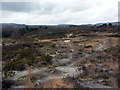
[19, 48, 34, 59]
[16, 63, 25, 71]
[4, 59, 24, 71]
[104, 47, 114, 53]
[2, 79, 15, 89]
[85, 45, 92, 48]
[40, 54, 52, 65]
[4, 54, 52, 71]
[99, 74, 109, 79]
[51, 44, 56, 48]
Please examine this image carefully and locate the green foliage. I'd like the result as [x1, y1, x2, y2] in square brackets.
[19, 48, 34, 59]
[40, 54, 52, 65]
[25, 25, 29, 30]
[108, 23, 112, 26]
[2, 31, 13, 37]
[99, 73, 109, 79]
[104, 47, 114, 53]
[44, 26, 48, 29]
[51, 44, 56, 48]
[4, 54, 52, 71]
[19, 28, 27, 36]
[4, 59, 24, 71]
[99, 23, 107, 28]
[19, 26, 38, 36]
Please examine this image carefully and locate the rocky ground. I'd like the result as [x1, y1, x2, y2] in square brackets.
[2, 32, 119, 88]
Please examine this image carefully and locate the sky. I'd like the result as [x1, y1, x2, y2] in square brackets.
[1, 0, 119, 25]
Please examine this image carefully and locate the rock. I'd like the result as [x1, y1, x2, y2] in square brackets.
[94, 40, 111, 51]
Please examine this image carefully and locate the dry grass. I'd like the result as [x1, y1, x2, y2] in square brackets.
[74, 59, 83, 66]
[104, 61, 119, 70]
[109, 77, 118, 87]
[24, 64, 35, 88]
[42, 79, 74, 88]
[38, 39, 53, 42]
[48, 67, 57, 73]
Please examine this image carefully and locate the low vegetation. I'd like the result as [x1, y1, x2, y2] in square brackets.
[4, 54, 52, 71]
[2, 23, 120, 88]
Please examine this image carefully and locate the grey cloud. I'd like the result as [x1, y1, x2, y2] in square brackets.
[36, 3, 56, 15]
[65, 2, 93, 12]
[118, 1, 120, 21]
[2, 2, 33, 12]
[2, 1, 92, 15]
[2, 2, 56, 14]
[1, 0, 118, 25]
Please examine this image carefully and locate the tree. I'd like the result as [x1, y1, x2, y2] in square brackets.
[44, 26, 48, 29]
[101, 23, 107, 28]
[108, 23, 112, 27]
[25, 25, 29, 30]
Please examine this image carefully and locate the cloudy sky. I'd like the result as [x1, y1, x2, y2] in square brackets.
[1, 0, 119, 25]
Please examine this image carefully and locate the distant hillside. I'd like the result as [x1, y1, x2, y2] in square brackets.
[1, 21, 119, 27]
[1, 21, 119, 38]
[1, 23, 25, 28]
[94, 22, 120, 26]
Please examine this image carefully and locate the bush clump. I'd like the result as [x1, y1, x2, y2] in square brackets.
[2, 79, 15, 89]
[40, 54, 52, 65]
[4, 54, 53, 71]
[85, 45, 92, 48]
[51, 44, 56, 48]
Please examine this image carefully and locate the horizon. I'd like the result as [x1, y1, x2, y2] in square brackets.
[1, 21, 119, 26]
